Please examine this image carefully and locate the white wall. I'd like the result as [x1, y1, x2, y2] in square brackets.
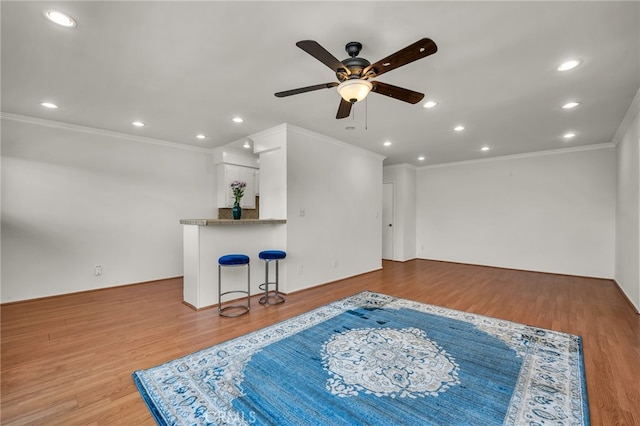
[416, 146, 616, 278]
[252, 124, 287, 220]
[1, 115, 214, 302]
[285, 125, 384, 293]
[1, 118, 383, 303]
[614, 93, 640, 311]
[383, 164, 417, 261]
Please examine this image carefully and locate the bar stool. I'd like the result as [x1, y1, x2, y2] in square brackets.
[258, 250, 286, 305]
[218, 254, 250, 317]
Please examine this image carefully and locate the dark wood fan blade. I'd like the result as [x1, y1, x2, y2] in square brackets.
[275, 82, 338, 98]
[363, 38, 437, 78]
[336, 98, 353, 119]
[371, 81, 425, 104]
[296, 40, 350, 75]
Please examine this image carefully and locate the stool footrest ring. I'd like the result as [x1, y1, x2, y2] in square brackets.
[218, 260, 250, 317]
[219, 305, 250, 317]
[259, 292, 285, 305]
[218, 290, 251, 317]
[258, 282, 285, 305]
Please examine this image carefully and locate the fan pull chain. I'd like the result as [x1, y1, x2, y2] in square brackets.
[365, 97, 368, 130]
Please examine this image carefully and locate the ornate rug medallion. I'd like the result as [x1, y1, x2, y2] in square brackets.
[322, 327, 459, 398]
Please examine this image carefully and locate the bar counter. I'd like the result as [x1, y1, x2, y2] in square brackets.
[180, 219, 287, 226]
[180, 218, 287, 310]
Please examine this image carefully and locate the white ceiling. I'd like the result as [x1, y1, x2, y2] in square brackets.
[2, 1, 638, 166]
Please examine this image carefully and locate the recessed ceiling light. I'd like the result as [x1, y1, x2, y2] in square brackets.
[232, 117, 244, 123]
[557, 59, 581, 72]
[383, 141, 392, 147]
[418, 156, 425, 161]
[132, 121, 145, 127]
[196, 134, 207, 140]
[562, 101, 580, 109]
[40, 102, 58, 109]
[243, 141, 251, 149]
[423, 100, 438, 109]
[454, 125, 465, 132]
[481, 146, 490, 151]
[563, 132, 576, 139]
[44, 10, 77, 28]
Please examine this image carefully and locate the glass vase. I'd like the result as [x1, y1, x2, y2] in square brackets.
[232, 202, 242, 220]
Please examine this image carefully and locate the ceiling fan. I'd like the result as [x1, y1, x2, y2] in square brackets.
[275, 38, 438, 119]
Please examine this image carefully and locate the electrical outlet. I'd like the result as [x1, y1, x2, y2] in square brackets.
[95, 265, 102, 276]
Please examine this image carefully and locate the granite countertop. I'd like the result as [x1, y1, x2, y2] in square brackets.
[180, 219, 286, 226]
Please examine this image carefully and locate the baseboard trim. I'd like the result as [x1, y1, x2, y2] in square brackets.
[382, 258, 417, 263]
[417, 258, 639, 314]
[416, 257, 612, 281]
[0, 277, 183, 306]
[284, 266, 384, 297]
[612, 280, 640, 315]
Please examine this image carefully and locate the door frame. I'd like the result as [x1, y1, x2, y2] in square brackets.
[382, 182, 394, 260]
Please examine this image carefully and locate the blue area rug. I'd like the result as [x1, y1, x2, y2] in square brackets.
[133, 291, 589, 425]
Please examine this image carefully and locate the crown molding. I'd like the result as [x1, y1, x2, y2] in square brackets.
[286, 123, 386, 162]
[383, 163, 417, 171]
[0, 112, 213, 154]
[419, 143, 616, 170]
[611, 88, 640, 147]
[247, 123, 288, 141]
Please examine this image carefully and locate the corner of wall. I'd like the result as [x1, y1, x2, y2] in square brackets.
[612, 89, 640, 147]
[613, 91, 640, 312]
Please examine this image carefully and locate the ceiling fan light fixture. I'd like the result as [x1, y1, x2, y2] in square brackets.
[337, 79, 373, 103]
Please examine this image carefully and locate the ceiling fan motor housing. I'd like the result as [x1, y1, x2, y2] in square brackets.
[335, 41, 371, 81]
[337, 57, 371, 81]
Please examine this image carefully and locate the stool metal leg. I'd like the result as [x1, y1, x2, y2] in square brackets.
[259, 259, 285, 305]
[218, 263, 250, 317]
[262, 259, 269, 302]
[275, 260, 280, 300]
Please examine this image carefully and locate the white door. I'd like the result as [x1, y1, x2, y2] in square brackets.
[382, 183, 394, 260]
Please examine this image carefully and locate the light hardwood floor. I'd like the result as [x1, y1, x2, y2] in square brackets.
[2, 260, 639, 425]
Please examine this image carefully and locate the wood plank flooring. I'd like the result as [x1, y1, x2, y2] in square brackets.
[2, 260, 639, 425]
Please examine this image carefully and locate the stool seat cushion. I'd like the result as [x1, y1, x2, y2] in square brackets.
[259, 250, 286, 260]
[219, 254, 250, 265]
